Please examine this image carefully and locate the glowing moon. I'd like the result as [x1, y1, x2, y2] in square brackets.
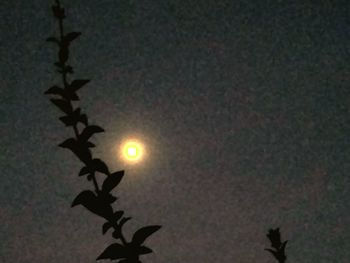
[121, 140, 144, 163]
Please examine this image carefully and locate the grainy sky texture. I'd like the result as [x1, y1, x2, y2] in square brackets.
[1, 0, 350, 262]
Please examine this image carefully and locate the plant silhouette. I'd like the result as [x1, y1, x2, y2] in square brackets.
[44, 1, 161, 262]
[265, 228, 288, 263]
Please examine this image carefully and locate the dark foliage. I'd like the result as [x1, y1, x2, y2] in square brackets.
[45, 1, 161, 261]
[265, 228, 288, 263]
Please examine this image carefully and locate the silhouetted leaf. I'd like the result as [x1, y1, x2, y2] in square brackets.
[113, 211, 124, 221]
[46, 85, 79, 101]
[45, 85, 64, 96]
[102, 221, 113, 235]
[72, 190, 113, 219]
[79, 166, 90, 176]
[137, 246, 152, 255]
[59, 108, 82, 126]
[102, 170, 125, 193]
[46, 37, 60, 44]
[79, 114, 88, 126]
[91, 158, 109, 175]
[59, 115, 74, 126]
[58, 138, 92, 163]
[69, 79, 90, 91]
[99, 191, 117, 204]
[267, 228, 282, 249]
[97, 243, 127, 260]
[80, 125, 104, 141]
[50, 98, 72, 114]
[132, 225, 161, 245]
[86, 142, 95, 148]
[64, 32, 81, 43]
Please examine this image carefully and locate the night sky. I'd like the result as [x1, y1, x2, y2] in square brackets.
[1, 0, 350, 262]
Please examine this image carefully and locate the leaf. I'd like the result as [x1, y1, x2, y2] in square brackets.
[64, 32, 81, 43]
[79, 114, 88, 126]
[113, 211, 124, 221]
[59, 115, 74, 126]
[132, 225, 161, 245]
[50, 98, 72, 114]
[46, 37, 60, 44]
[267, 228, 282, 249]
[80, 125, 104, 141]
[86, 142, 95, 148]
[102, 170, 125, 193]
[102, 221, 113, 235]
[137, 246, 153, 255]
[58, 138, 92, 163]
[59, 108, 82, 126]
[45, 85, 79, 101]
[72, 190, 113, 219]
[69, 79, 90, 91]
[44, 85, 64, 96]
[91, 158, 109, 175]
[79, 166, 90, 176]
[99, 192, 117, 204]
[96, 243, 127, 260]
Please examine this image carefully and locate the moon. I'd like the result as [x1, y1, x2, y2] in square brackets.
[121, 139, 144, 163]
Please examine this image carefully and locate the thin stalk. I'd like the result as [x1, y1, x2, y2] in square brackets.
[53, 1, 127, 245]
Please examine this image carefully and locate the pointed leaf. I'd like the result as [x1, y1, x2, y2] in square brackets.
[72, 190, 113, 219]
[64, 32, 81, 43]
[80, 125, 105, 141]
[102, 170, 125, 193]
[46, 37, 60, 44]
[86, 142, 95, 148]
[79, 114, 88, 126]
[59, 115, 74, 126]
[265, 248, 277, 257]
[45, 86, 64, 96]
[97, 243, 127, 260]
[69, 79, 90, 91]
[50, 98, 72, 114]
[58, 138, 76, 149]
[137, 246, 153, 255]
[132, 225, 161, 245]
[79, 166, 90, 176]
[99, 192, 117, 204]
[91, 158, 109, 175]
[58, 138, 92, 163]
[113, 211, 124, 221]
[102, 222, 113, 235]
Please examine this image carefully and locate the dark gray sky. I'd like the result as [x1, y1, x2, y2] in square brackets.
[1, 0, 349, 262]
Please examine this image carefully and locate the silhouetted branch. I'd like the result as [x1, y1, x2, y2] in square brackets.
[265, 228, 288, 263]
[45, 1, 161, 261]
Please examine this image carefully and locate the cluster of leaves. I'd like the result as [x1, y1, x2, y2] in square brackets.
[265, 228, 288, 263]
[45, 1, 161, 262]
